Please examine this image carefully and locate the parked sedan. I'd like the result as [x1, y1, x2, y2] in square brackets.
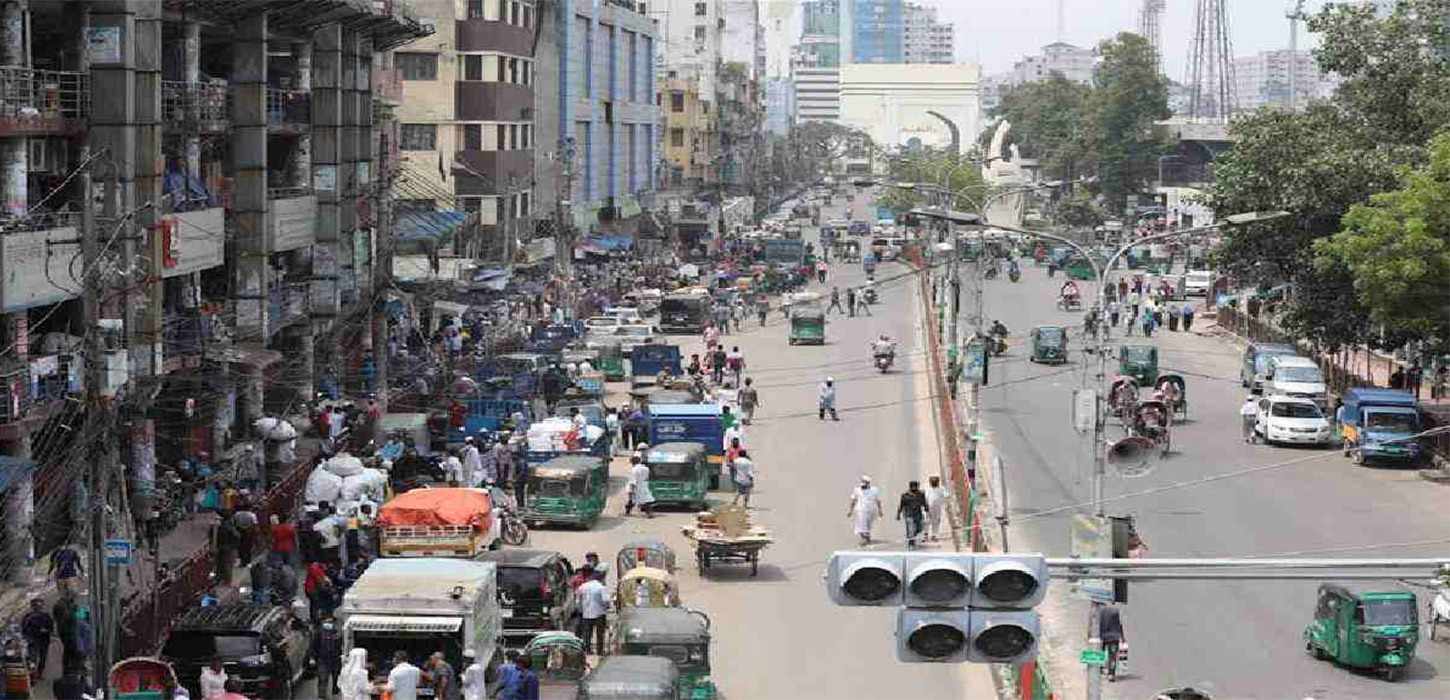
[1254, 396, 1334, 446]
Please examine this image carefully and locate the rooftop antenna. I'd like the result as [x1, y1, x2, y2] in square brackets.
[1185, 0, 1239, 121]
[1287, 0, 1309, 109]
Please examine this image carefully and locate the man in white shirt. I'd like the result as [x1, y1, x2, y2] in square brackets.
[199, 660, 227, 699]
[460, 437, 482, 487]
[384, 650, 422, 700]
[1240, 396, 1259, 443]
[569, 407, 589, 432]
[626, 456, 655, 518]
[577, 569, 611, 656]
[443, 450, 464, 486]
[731, 450, 755, 508]
[924, 475, 948, 542]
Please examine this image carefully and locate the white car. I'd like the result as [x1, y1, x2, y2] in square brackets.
[612, 324, 656, 354]
[603, 306, 646, 325]
[1185, 270, 1214, 297]
[1254, 396, 1334, 446]
[583, 316, 623, 333]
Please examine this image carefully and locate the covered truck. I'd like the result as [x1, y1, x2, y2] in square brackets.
[377, 487, 499, 558]
[1335, 388, 1424, 465]
[340, 558, 503, 694]
[648, 403, 725, 489]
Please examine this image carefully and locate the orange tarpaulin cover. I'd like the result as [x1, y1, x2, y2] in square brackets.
[378, 488, 492, 531]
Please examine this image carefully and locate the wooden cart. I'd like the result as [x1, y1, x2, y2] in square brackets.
[680, 505, 773, 577]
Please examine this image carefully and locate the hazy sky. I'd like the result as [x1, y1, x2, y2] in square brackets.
[765, 0, 1341, 81]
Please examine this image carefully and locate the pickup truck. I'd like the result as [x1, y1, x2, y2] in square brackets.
[377, 487, 499, 558]
[1335, 388, 1424, 465]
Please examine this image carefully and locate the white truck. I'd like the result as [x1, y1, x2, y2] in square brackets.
[339, 558, 503, 692]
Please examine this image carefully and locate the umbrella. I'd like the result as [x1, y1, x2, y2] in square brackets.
[255, 416, 298, 441]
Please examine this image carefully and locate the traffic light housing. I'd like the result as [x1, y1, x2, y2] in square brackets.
[826, 552, 1050, 664]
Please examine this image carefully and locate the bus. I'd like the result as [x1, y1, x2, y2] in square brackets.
[658, 289, 712, 334]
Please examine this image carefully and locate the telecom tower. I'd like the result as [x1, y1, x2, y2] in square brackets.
[1138, 0, 1166, 74]
[1185, 0, 1238, 121]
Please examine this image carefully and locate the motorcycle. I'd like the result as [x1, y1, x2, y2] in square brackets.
[988, 325, 1009, 356]
[984, 265, 999, 280]
[874, 353, 894, 373]
[864, 287, 878, 305]
[490, 485, 530, 546]
[1008, 267, 1021, 283]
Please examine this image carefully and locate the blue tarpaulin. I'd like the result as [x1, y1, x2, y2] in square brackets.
[578, 235, 633, 254]
[397, 210, 467, 240]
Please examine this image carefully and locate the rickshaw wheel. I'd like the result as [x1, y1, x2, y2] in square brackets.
[1385, 667, 1401, 682]
[1351, 448, 1366, 466]
[1306, 640, 1326, 659]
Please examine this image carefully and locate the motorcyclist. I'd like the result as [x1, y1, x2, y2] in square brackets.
[989, 320, 1009, 355]
[1060, 280, 1080, 300]
[871, 334, 896, 360]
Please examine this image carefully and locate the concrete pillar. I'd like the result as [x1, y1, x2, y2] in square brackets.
[231, 12, 269, 424]
[1, 1, 28, 217]
[311, 23, 342, 391]
[130, 0, 163, 514]
[355, 37, 373, 301]
[294, 322, 315, 400]
[4, 312, 32, 583]
[290, 41, 312, 189]
[184, 21, 201, 182]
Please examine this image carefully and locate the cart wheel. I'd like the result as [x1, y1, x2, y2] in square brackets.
[750, 552, 759, 577]
[697, 550, 707, 574]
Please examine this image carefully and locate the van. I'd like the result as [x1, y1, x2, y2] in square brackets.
[1241, 343, 1297, 391]
[1265, 356, 1328, 408]
[1335, 388, 1423, 465]
[1185, 270, 1214, 297]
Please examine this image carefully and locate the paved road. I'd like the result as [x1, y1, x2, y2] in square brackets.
[459, 193, 993, 699]
[975, 263, 1450, 699]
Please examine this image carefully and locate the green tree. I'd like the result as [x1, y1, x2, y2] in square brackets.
[1082, 32, 1170, 214]
[1313, 131, 1450, 351]
[986, 75, 1093, 181]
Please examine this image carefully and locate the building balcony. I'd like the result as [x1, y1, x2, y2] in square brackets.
[267, 88, 311, 133]
[267, 281, 311, 333]
[455, 82, 532, 122]
[162, 81, 230, 133]
[455, 18, 534, 56]
[453, 150, 533, 196]
[162, 310, 206, 373]
[0, 67, 88, 136]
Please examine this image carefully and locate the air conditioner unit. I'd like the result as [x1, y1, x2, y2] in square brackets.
[28, 139, 47, 172]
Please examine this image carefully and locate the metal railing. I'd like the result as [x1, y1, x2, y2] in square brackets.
[266, 88, 311, 126]
[161, 81, 229, 128]
[0, 67, 88, 118]
[0, 210, 83, 233]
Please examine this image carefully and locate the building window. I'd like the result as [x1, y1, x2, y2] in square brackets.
[509, 124, 520, 150]
[461, 123, 483, 151]
[399, 124, 437, 151]
[464, 54, 484, 81]
[467, 0, 485, 19]
[522, 5, 532, 28]
[670, 127, 684, 147]
[461, 198, 483, 215]
[521, 191, 530, 218]
[497, 124, 507, 150]
[694, 25, 706, 42]
[670, 92, 684, 112]
[396, 53, 438, 81]
[695, 2, 706, 16]
[510, 1, 519, 25]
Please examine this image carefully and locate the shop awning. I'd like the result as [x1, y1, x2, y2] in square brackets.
[397, 210, 468, 240]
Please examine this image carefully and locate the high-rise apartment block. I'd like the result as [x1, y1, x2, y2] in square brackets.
[1232, 49, 1337, 112]
[903, 3, 955, 64]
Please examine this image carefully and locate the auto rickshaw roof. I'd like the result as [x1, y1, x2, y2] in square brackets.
[791, 309, 826, 320]
[618, 539, 675, 560]
[523, 631, 585, 652]
[583, 656, 680, 696]
[533, 455, 599, 477]
[646, 442, 708, 462]
[1120, 344, 1158, 359]
[648, 391, 699, 406]
[619, 607, 711, 643]
[1318, 583, 1417, 601]
[1033, 325, 1065, 337]
[619, 566, 675, 584]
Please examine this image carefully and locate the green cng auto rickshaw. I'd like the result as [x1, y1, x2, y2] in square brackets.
[579, 655, 680, 700]
[594, 342, 627, 381]
[615, 607, 715, 700]
[645, 442, 711, 511]
[1029, 325, 1069, 364]
[1118, 345, 1160, 387]
[523, 631, 588, 689]
[1304, 584, 1419, 681]
[788, 308, 826, 345]
[522, 454, 608, 528]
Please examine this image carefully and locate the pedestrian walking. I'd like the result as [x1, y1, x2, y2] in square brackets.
[1167, 303, 1180, 331]
[817, 377, 839, 421]
[462, 649, 492, 700]
[516, 657, 540, 700]
[924, 475, 948, 542]
[577, 569, 610, 656]
[1099, 604, 1127, 682]
[460, 437, 482, 487]
[1433, 364, 1448, 400]
[732, 301, 747, 332]
[1389, 365, 1406, 389]
[1127, 290, 1140, 320]
[1140, 308, 1156, 337]
[426, 651, 459, 700]
[48, 545, 84, 599]
[856, 292, 873, 316]
[338, 649, 371, 700]
[827, 287, 846, 315]
[738, 378, 760, 424]
[1182, 304, 1195, 332]
[710, 346, 727, 385]
[726, 346, 746, 387]
[817, 260, 828, 284]
[731, 450, 755, 507]
[847, 476, 883, 545]
[20, 598, 53, 680]
[1240, 395, 1259, 442]
[233, 444, 261, 493]
[897, 481, 928, 549]
[200, 659, 228, 699]
[315, 614, 343, 699]
[268, 514, 299, 569]
[1108, 300, 1121, 329]
[384, 650, 422, 700]
[846, 288, 857, 317]
[756, 298, 770, 326]
[51, 596, 76, 676]
[626, 456, 655, 518]
[233, 504, 259, 566]
[1408, 361, 1424, 399]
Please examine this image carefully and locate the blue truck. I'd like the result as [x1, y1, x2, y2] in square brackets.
[1335, 388, 1423, 465]
[648, 403, 725, 489]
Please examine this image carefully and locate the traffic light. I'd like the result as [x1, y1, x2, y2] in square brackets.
[825, 552, 1050, 664]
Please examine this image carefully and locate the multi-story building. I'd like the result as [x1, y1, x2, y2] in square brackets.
[793, 0, 842, 123]
[650, 0, 724, 100]
[659, 73, 717, 189]
[1010, 42, 1096, 86]
[720, 0, 764, 83]
[0, 0, 428, 592]
[532, 0, 659, 243]
[903, 2, 954, 64]
[764, 76, 796, 135]
[847, 0, 905, 64]
[839, 63, 981, 154]
[1232, 49, 1337, 111]
[395, 0, 537, 264]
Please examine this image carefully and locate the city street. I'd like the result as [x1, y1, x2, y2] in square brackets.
[974, 256, 1450, 699]
[486, 194, 994, 698]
